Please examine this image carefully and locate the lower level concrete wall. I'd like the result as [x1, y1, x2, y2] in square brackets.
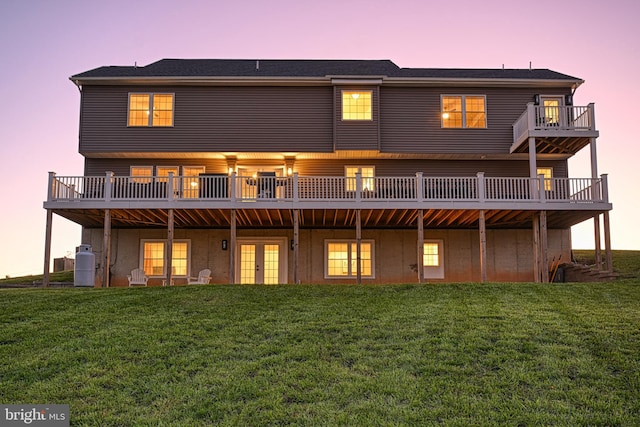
[82, 227, 572, 286]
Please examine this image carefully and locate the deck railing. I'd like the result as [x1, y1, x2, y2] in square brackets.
[513, 103, 596, 144]
[48, 172, 608, 205]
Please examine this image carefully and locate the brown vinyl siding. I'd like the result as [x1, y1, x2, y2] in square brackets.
[334, 86, 380, 151]
[379, 86, 572, 153]
[80, 86, 334, 154]
[84, 158, 229, 176]
[293, 159, 567, 178]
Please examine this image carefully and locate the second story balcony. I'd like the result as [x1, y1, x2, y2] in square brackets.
[512, 103, 599, 155]
[46, 172, 610, 212]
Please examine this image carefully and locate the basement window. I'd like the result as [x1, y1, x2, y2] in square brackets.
[325, 240, 374, 279]
[141, 240, 190, 277]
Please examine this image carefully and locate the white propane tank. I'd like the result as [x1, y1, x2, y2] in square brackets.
[74, 244, 95, 287]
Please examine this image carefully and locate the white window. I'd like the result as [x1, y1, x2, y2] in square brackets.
[325, 240, 374, 278]
[141, 240, 190, 277]
[537, 167, 553, 191]
[130, 166, 153, 184]
[182, 166, 206, 199]
[345, 166, 375, 192]
[128, 93, 174, 127]
[423, 240, 444, 279]
[342, 90, 372, 121]
[441, 95, 486, 128]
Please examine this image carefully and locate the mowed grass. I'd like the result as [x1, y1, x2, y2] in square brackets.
[1, 282, 639, 426]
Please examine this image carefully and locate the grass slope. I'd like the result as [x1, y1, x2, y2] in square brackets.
[1, 283, 639, 426]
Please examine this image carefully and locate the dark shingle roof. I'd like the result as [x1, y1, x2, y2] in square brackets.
[71, 59, 581, 82]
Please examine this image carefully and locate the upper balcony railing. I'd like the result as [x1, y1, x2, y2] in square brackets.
[513, 103, 596, 145]
[47, 172, 609, 207]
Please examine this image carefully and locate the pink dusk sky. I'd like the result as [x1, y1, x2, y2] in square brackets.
[0, 0, 638, 278]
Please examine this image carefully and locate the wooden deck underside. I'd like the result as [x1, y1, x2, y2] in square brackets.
[53, 207, 603, 230]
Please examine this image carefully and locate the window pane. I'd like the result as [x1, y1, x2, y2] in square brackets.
[152, 94, 173, 126]
[351, 242, 372, 276]
[465, 96, 486, 128]
[143, 242, 164, 276]
[129, 94, 150, 126]
[157, 167, 180, 190]
[171, 242, 188, 276]
[537, 167, 553, 191]
[342, 91, 372, 120]
[131, 166, 153, 184]
[424, 242, 440, 267]
[442, 96, 462, 128]
[345, 166, 375, 192]
[327, 243, 349, 276]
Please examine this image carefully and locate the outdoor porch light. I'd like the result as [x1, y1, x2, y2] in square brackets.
[351, 93, 360, 99]
[228, 167, 234, 175]
[287, 167, 293, 176]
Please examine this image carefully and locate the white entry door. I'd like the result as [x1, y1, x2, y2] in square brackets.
[237, 239, 287, 284]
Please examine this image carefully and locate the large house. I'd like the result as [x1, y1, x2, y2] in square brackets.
[42, 59, 612, 286]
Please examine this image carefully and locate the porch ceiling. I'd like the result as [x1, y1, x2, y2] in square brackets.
[51, 207, 603, 230]
[511, 135, 593, 156]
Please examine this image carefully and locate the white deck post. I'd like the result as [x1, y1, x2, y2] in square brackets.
[528, 137, 538, 199]
[355, 173, 362, 202]
[47, 172, 56, 201]
[477, 172, 485, 203]
[230, 172, 237, 202]
[416, 172, 424, 202]
[293, 173, 299, 203]
[168, 172, 174, 200]
[104, 171, 113, 202]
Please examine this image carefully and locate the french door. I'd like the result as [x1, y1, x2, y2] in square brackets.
[237, 238, 287, 284]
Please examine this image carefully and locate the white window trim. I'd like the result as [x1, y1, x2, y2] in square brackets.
[341, 90, 373, 121]
[324, 239, 375, 279]
[139, 239, 191, 278]
[423, 239, 444, 279]
[127, 93, 175, 127]
[440, 94, 487, 129]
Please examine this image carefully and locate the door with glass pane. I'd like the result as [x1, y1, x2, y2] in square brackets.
[237, 239, 285, 284]
[540, 96, 564, 127]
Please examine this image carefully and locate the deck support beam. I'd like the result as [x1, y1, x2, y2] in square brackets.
[417, 209, 424, 284]
[594, 214, 602, 270]
[43, 209, 53, 288]
[532, 213, 541, 282]
[102, 208, 111, 287]
[293, 209, 299, 284]
[230, 209, 236, 284]
[355, 209, 362, 285]
[166, 209, 174, 286]
[540, 211, 549, 283]
[603, 211, 613, 272]
[479, 210, 487, 283]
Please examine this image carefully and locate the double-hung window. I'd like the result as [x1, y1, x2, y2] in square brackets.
[141, 240, 190, 277]
[345, 166, 375, 192]
[441, 95, 486, 128]
[128, 93, 174, 127]
[325, 240, 374, 278]
[342, 90, 372, 121]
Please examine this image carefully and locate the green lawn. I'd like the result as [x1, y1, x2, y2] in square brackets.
[1, 282, 638, 426]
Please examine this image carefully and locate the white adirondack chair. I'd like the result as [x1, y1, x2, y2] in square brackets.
[188, 269, 212, 285]
[127, 268, 148, 287]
